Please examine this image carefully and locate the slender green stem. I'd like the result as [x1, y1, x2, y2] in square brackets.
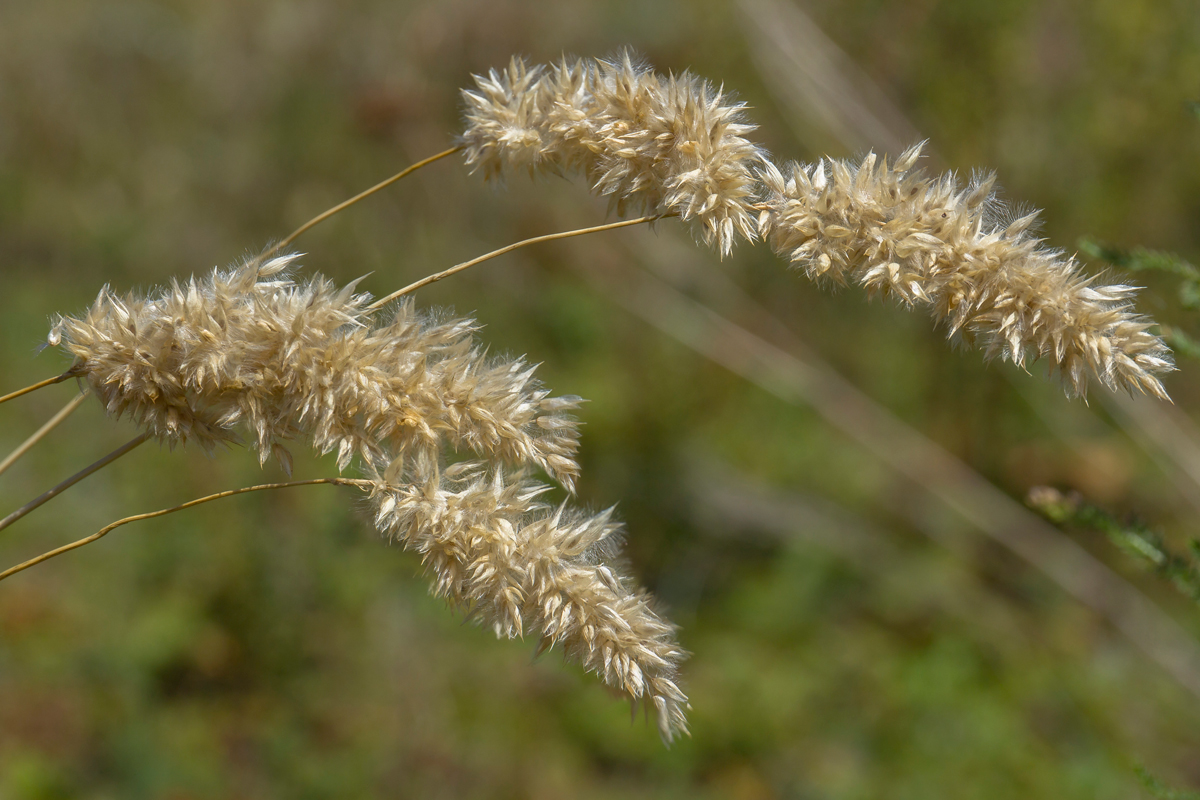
[0, 477, 371, 582]
[256, 145, 463, 264]
[0, 390, 90, 478]
[0, 433, 149, 534]
[368, 214, 670, 310]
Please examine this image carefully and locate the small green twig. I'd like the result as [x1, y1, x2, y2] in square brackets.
[1135, 765, 1200, 800]
[1159, 325, 1200, 361]
[1080, 237, 1200, 311]
[1028, 487, 1200, 607]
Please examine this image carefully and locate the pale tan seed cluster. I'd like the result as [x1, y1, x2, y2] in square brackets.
[33, 54, 1180, 748]
[370, 454, 688, 741]
[461, 52, 764, 256]
[462, 59, 1174, 399]
[757, 146, 1173, 398]
[49, 254, 690, 741]
[49, 254, 582, 484]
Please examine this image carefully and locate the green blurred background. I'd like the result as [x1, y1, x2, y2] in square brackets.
[2, 0, 1199, 797]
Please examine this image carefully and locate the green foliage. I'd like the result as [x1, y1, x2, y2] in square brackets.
[1159, 325, 1200, 362]
[1136, 765, 1200, 800]
[1029, 488, 1200, 608]
[1078, 237, 1200, 309]
[1079, 237, 1200, 359]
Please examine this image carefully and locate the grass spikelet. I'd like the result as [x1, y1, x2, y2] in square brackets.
[460, 56, 553, 180]
[15, 51, 1187, 752]
[757, 144, 1174, 398]
[370, 454, 689, 742]
[49, 254, 583, 487]
[462, 51, 763, 256]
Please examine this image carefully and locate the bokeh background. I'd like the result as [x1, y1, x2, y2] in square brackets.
[2, 0, 1199, 797]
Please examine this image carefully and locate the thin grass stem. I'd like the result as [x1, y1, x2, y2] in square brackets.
[368, 213, 670, 309]
[0, 477, 371, 582]
[0, 370, 79, 406]
[0, 390, 90, 478]
[256, 145, 462, 264]
[0, 432, 149, 534]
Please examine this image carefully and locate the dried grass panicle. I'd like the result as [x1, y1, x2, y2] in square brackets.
[461, 52, 764, 256]
[757, 144, 1174, 399]
[369, 454, 689, 742]
[29, 53, 1184, 747]
[48, 254, 582, 488]
[45, 252, 688, 732]
[460, 56, 553, 179]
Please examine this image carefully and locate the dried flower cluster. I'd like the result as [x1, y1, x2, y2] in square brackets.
[461, 52, 764, 256]
[49, 254, 689, 740]
[757, 147, 1173, 398]
[371, 455, 688, 739]
[462, 56, 1174, 399]
[30, 52, 1181, 750]
[50, 255, 582, 484]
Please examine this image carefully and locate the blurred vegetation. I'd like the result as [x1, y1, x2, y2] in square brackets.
[1, 0, 1199, 797]
[1079, 237, 1200, 361]
[1030, 486, 1200, 608]
[1137, 766, 1200, 800]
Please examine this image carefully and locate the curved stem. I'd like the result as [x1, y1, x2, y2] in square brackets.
[0, 369, 78, 406]
[0, 390, 90, 478]
[257, 145, 462, 263]
[0, 432, 149, 534]
[368, 213, 671, 310]
[0, 477, 371, 582]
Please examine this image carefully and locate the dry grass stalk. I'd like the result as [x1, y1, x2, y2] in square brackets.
[3, 52, 1183, 746]
[41, 251, 689, 740]
[256, 145, 463, 266]
[462, 56, 1174, 399]
[0, 370, 78, 405]
[0, 478, 371, 582]
[0, 433, 149, 534]
[369, 213, 669, 309]
[0, 391, 89, 478]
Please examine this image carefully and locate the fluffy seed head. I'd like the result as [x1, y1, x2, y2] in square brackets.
[370, 454, 689, 742]
[460, 57, 554, 179]
[48, 253, 686, 738]
[758, 144, 1174, 399]
[461, 52, 764, 256]
[49, 254, 583, 487]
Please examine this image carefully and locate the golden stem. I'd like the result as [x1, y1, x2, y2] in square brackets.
[257, 145, 463, 263]
[0, 477, 371, 582]
[0, 369, 78, 406]
[368, 214, 671, 310]
[0, 433, 149, 534]
[0, 390, 90, 478]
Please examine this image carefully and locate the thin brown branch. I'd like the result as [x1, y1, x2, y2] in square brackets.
[0, 477, 371, 582]
[0, 369, 79, 406]
[0, 390, 90, 478]
[257, 145, 462, 264]
[367, 213, 670, 310]
[0, 432, 149, 534]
